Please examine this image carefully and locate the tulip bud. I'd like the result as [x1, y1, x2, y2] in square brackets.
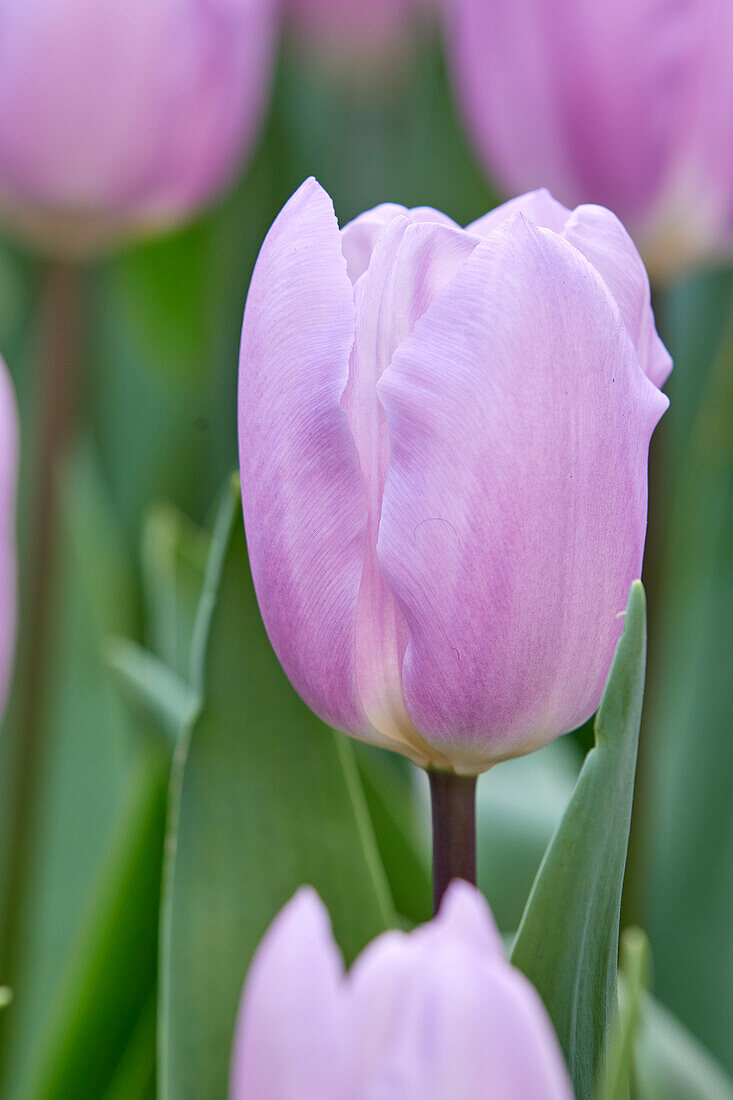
[238, 179, 669, 775]
[230, 881, 573, 1099]
[0, 0, 277, 256]
[0, 358, 18, 717]
[447, 0, 733, 279]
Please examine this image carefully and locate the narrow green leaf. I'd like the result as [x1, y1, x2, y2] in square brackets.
[20, 744, 168, 1099]
[633, 993, 733, 1100]
[511, 581, 647, 1100]
[160, 480, 394, 1100]
[597, 928, 650, 1100]
[106, 637, 199, 745]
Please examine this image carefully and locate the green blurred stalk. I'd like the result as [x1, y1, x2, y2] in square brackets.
[0, 262, 84, 1069]
[20, 743, 167, 1099]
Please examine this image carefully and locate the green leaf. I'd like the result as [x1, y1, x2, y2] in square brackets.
[354, 744, 432, 925]
[0, 443, 138, 1095]
[106, 637, 198, 746]
[633, 993, 733, 1100]
[511, 581, 647, 1100]
[20, 744, 168, 1099]
[160, 479, 394, 1100]
[597, 928, 650, 1100]
[478, 740, 580, 934]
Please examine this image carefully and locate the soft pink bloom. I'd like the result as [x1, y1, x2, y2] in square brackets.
[286, 0, 428, 64]
[447, 0, 733, 278]
[230, 881, 573, 1099]
[0, 0, 278, 255]
[238, 179, 669, 774]
[0, 358, 18, 717]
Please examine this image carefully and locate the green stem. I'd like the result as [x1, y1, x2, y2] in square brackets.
[0, 261, 83, 1020]
[428, 770, 477, 914]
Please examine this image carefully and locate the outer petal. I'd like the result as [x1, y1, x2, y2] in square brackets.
[378, 214, 667, 772]
[562, 205, 672, 387]
[448, 0, 701, 226]
[352, 889, 572, 1100]
[468, 191, 671, 388]
[0, 359, 17, 717]
[230, 888, 351, 1100]
[467, 188, 572, 238]
[347, 883, 503, 1091]
[238, 178, 368, 737]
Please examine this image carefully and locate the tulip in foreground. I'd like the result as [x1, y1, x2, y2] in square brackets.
[238, 179, 669, 777]
[230, 881, 573, 1099]
[0, 0, 277, 255]
[447, 0, 733, 277]
[0, 358, 18, 716]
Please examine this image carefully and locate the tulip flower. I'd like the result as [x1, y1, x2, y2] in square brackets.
[0, 358, 18, 716]
[0, 0, 278, 255]
[447, 0, 733, 278]
[230, 880, 573, 1099]
[238, 178, 669, 777]
[286, 0, 427, 61]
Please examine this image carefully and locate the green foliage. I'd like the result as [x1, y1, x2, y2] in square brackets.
[159, 480, 394, 1100]
[511, 582, 647, 1099]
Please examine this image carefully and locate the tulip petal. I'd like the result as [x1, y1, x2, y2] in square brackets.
[341, 204, 458, 284]
[449, 0, 701, 225]
[562, 205, 672, 387]
[467, 188, 571, 238]
[342, 218, 480, 765]
[378, 214, 668, 772]
[0, 358, 17, 716]
[359, 939, 572, 1100]
[230, 888, 351, 1100]
[468, 192, 671, 388]
[238, 178, 369, 737]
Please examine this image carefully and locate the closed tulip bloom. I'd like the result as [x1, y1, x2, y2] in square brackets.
[0, 358, 18, 717]
[448, 0, 733, 277]
[238, 179, 669, 775]
[0, 0, 277, 255]
[230, 881, 573, 1099]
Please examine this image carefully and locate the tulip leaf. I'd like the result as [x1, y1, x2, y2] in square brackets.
[633, 993, 733, 1100]
[20, 744, 168, 1100]
[511, 581, 646, 1100]
[597, 928, 650, 1100]
[160, 478, 394, 1100]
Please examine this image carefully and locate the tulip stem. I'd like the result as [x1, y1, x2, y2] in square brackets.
[428, 770, 477, 914]
[0, 261, 83, 1020]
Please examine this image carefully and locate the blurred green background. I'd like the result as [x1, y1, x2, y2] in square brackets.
[0, 21, 730, 1100]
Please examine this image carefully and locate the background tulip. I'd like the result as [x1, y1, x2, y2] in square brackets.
[238, 178, 669, 775]
[447, 0, 733, 278]
[286, 0, 428, 64]
[230, 881, 573, 1099]
[0, 0, 278, 255]
[0, 357, 18, 717]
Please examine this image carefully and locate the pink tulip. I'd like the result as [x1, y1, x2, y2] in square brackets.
[286, 0, 429, 67]
[447, 0, 733, 278]
[238, 179, 669, 774]
[0, 0, 278, 255]
[0, 358, 18, 717]
[230, 881, 573, 1099]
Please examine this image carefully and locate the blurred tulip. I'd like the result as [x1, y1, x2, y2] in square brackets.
[447, 0, 733, 279]
[238, 179, 669, 774]
[0, 0, 278, 256]
[286, 0, 430, 73]
[0, 358, 18, 716]
[230, 880, 573, 1099]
